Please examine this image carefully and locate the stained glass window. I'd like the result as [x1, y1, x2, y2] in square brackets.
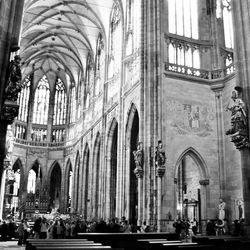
[33, 75, 50, 125]
[222, 0, 234, 48]
[108, 3, 122, 78]
[53, 78, 67, 125]
[69, 86, 76, 123]
[168, 0, 198, 39]
[17, 76, 30, 122]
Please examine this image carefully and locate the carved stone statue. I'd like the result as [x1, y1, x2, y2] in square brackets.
[155, 140, 166, 168]
[4, 55, 23, 101]
[226, 87, 249, 149]
[133, 142, 143, 169]
[218, 198, 226, 220]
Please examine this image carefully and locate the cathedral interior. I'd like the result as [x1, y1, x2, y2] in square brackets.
[0, 0, 250, 235]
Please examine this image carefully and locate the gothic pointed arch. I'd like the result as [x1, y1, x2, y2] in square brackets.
[48, 161, 62, 212]
[73, 150, 81, 212]
[92, 132, 101, 219]
[64, 158, 73, 213]
[82, 143, 90, 219]
[174, 147, 209, 180]
[125, 102, 139, 224]
[174, 147, 210, 232]
[106, 118, 118, 219]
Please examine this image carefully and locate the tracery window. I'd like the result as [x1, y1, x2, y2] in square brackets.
[125, 0, 134, 56]
[53, 78, 67, 125]
[17, 76, 30, 122]
[168, 42, 200, 69]
[222, 0, 234, 48]
[33, 75, 50, 125]
[95, 34, 104, 95]
[108, 3, 122, 78]
[168, 0, 198, 39]
[69, 86, 76, 123]
[27, 169, 36, 194]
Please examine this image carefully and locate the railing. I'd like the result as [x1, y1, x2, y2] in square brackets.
[14, 138, 65, 148]
[165, 62, 235, 80]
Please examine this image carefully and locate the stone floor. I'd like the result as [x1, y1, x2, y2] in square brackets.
[0, 241, 25, 250]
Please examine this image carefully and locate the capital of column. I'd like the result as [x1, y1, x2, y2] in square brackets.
[199, 179, 209, 186]
[156, 166, 165, 178]
[210, 83, 224, 98]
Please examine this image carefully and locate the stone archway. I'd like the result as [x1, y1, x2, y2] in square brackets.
[92, 133, 101, 219]
[174, 148, 209, 233]
[82, 143, 90, 219]
[73, 151, 80, 212]
[64, 159, 72, 213]
[125, 103, 139, 224]
[106, 119, 118, 220]
[49, 162, 62, 212]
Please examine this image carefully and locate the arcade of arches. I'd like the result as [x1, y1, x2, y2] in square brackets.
[1, 0, 250, 234]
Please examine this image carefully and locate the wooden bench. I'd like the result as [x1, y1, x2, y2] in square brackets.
[35, 246, 112, 250]
[77, 232, 178, 250]
[26, 239, 104, 250]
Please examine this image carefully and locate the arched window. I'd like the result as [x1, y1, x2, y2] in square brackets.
[169, 42, 200, 69]
[222, 0, 233, 48]
[33, 75, 50, 125]
[108, 3, 122, 78]
[17, 76, 30, 122]
[27, 169, 36, 194]
[53, 78, 67, 125]
[95, 34, 104, 95]
[168, 0, 198, 39]
[69, 86, 76, 123]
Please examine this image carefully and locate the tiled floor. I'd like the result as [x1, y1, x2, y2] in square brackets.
[0, 241, 25, 250]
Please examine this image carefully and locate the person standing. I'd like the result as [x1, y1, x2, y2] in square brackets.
[23, 218, 30, 245]
[17, 220, 24, 246]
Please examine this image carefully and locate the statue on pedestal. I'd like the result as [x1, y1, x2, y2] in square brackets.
[155, 140, 166, 178]
[218, 198, 226, 220]
[155, 140, 166, 168]
[226, 87, 249, 149]
[133, 142, 143, 169]
[4, 55, 23, 102]
[133, 142, 143, 178]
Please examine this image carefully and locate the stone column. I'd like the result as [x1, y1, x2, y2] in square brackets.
[211, 84, 226, 198]
[0, 166, 7, 219]
[156, 166, 165, 232]
[232, 0, 250, 235]
[134, 167, 143, 226]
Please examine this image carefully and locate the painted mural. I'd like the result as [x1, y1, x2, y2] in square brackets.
[166, 99, 215, 137]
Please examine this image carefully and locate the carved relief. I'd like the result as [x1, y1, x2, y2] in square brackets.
[27, 148, 47, 158]
[166, 99, 215, 137]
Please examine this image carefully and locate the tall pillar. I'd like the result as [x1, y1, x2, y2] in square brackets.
[134, 167, 143, 226]
[156, 167, 165, 232]
[211, 84, 226, 198]
[232, 0, 250, 235]
[155, 140, 166, 232]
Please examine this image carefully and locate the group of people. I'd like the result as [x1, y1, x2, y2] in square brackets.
[12, 216, 153, 245]
[173, 218, 199, 240]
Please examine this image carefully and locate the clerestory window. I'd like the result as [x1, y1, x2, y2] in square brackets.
[53, 78, 67, 125]
[17, 76, 30, 122]
[33, 75, 50, 125]
[168, 0, 198, 39]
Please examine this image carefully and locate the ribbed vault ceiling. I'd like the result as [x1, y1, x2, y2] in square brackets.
[20, 0, 114, 88]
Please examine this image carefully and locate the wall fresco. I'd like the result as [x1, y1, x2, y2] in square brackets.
[166, 99, 215, 137]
